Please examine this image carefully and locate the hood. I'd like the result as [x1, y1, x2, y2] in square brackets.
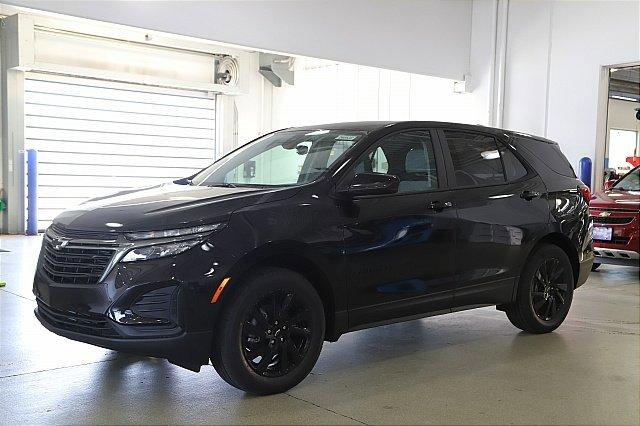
[590, 189, 640, 211]
[53, 183, 297, 232]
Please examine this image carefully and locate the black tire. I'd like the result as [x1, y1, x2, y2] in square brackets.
[505, 244, 574, 334]
[211, 267, 325, 395]
[591, 262, 601, 271]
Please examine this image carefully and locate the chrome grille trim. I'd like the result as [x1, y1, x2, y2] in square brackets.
[591, 216, 635, 225]
[42, 226, 129, 284]
[41, 224, 210, 284]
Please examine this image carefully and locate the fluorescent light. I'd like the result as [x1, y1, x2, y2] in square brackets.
[481, 150, 500, 160]
[305, 130, 330, 136]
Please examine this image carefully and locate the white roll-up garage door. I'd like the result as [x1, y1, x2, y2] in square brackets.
[24, 74, 217, 230]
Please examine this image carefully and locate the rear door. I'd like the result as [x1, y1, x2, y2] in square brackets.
[437, 129, 550, 307]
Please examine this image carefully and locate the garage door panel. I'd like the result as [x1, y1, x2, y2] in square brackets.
[26, 128, 214, 149]
[26, 103, 216, 129]
[25, 92, 216, 119]
[38, 197, 91, 210]
[38, 163, 196, 178]
[26, 79, 217, 109]
[28, 140, 214, 159]
[38, 152, 211, 170]
[41, 175, 172, 188]
[28, 116, 214, 139]
[25, 75, 216, 230]
[39, 186, 127, 199]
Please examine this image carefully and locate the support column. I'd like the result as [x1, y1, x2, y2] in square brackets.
[1, 14, 32, 234]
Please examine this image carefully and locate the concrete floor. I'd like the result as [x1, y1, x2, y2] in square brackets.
[0, 235, 638, 425]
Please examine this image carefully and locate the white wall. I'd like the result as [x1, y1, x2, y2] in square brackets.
[270, 58, 475, 130]
[3, 0, 473, 81]
[500, 0, 640, 172]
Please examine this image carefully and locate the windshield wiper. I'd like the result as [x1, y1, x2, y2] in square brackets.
[205, 182, 237, 188]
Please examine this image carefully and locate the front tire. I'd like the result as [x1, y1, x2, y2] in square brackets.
[211, 267, 325, 395]
[505, 244, 574, 334]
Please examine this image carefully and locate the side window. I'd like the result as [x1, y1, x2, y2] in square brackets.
[517, 137, 576, 177]
[350, 130, 438, 193]
[442, 131, 505, 187]
[500, 145, 528, 181]
[371, 147, 389, 173]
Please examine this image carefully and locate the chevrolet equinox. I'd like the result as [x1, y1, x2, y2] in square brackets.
[34, 121, 594, 394]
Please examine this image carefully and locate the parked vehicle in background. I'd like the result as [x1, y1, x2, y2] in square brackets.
[33, 121, 594, 395]
[590, 165, 640, 269]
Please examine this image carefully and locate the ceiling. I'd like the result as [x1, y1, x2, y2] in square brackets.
[609, 66, 640, 102]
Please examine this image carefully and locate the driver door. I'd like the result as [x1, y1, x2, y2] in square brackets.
[338, 129, 458, 329]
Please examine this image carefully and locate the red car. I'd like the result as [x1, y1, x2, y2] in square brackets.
[589, 165, 640, 269]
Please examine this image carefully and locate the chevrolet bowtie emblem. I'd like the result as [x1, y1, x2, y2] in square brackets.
[598, 211, 611, 217]
[52, 238, 70, 250]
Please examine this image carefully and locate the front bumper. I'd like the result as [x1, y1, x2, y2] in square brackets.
[594, 248, 640, 267]
[590, 211, 640, 268]
[32, 227, 236, 371]
[35, 303, 211, 371]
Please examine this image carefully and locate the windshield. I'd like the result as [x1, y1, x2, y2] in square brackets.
[613, 167, 640, 191]
[191, 129, 365, 187]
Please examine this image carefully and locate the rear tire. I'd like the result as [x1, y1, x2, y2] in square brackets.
[591, 262, 601, 271]
[505, 244, 574, 334]
[211, 267, 325, 395]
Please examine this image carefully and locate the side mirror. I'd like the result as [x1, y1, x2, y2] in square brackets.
[604, 179, 617, 190]
[341, 173, 399, 197]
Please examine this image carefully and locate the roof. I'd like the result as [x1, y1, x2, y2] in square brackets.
[285, 120, 509, 134]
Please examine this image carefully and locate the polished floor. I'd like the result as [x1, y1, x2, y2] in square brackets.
[1, 235, 638, 425]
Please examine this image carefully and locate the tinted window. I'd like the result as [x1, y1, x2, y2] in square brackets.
[443, 131, 505, 187]
[613, 166, 639, 191]
[517, 137, 575, 177]
[500, 145, 528, 181]
[350, 130, 438, 193]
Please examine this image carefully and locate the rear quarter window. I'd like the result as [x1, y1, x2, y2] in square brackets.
[517, 137, 575, 177]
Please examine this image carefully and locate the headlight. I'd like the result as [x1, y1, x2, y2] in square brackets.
[125, 223, 226, 241]
[121, 240, 200, 262]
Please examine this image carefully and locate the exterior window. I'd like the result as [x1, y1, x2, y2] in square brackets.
[192, 130, 364, 187]
[515, 137, 575, 177]
[351, 130, 438, 193]
[443, 131, 505, 187]
[500, 145, 528, 181]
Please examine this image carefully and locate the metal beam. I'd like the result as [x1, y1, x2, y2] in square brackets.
[1, 14, 30, 234]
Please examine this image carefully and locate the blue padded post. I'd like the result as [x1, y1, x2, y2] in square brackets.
[578, 157, 592, 189]
[26, 149, 38, 236]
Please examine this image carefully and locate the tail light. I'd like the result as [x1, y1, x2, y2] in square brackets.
[579, 185, 591, 203]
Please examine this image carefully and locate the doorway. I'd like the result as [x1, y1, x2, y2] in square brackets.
[602, 65, 640, 184]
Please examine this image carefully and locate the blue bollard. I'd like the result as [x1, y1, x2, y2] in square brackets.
[26, 149, 38, 236]
[578, 157, 592, 189]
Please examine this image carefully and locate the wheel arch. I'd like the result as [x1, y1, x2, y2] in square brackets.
[221, 243, 343, 341]
[528, 233, 580, 287]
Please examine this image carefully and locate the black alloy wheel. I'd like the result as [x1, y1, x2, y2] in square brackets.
[530, 258, 570, 322]
[241, 290, 313, 377]
[505, 244, 574, 333]
[211, 267, 325, 395]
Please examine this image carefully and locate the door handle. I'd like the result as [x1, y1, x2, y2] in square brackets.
[427, 201, 453, 212]
[520, 190, 540, 201]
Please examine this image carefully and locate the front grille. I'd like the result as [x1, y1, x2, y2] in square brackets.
[41, 239, 117, 285]
[37, 300, 119, 338]
[592, 216, 634, 224]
